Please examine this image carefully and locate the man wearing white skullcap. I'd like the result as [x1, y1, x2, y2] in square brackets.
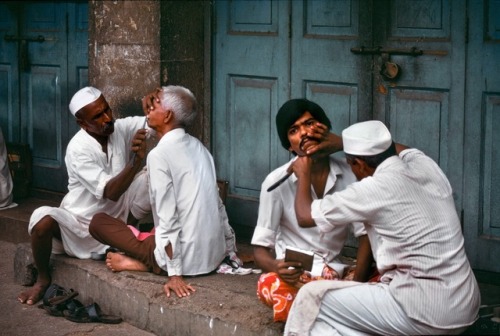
[68, 86, 102, 116]
[285, 120, 480, 335]
[18, 86, 152, 306]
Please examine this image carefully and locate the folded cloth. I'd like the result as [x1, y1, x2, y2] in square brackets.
[0, 202, 18, 211]
[216, 263, 253, 275]
[257, 264, 380, 322]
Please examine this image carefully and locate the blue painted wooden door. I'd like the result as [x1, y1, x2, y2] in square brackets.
[214, 0, 499, 272]
[213, 0, 466, 238]
[463, 1, 500, 273]
[0, 1, 88, 193]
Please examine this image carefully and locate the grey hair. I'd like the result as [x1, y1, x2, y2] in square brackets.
[159, 85, 197, 128]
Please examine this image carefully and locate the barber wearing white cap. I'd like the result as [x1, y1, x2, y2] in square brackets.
[18, 87, 151, 306]
[285, 120, 480, 335]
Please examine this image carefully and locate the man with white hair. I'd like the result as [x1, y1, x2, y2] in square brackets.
[18, 87, 151, 305]
[285, 120, 480, 335]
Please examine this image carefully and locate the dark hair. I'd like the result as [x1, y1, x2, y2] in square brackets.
[276, 99, 332, 150]
[345, 142, 397, 168]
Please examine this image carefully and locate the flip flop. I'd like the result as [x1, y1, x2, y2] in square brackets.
[65, 302, 122, 324]
[41, 298, 84, 317]
[39, 284, 79, 308]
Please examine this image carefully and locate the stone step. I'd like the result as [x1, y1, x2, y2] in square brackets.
[1, 197, 283, 335]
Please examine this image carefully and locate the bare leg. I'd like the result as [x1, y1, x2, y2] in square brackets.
[105, 251, 148, 272]
[90, 213, 161, 274]
[18, 216, 61, 305]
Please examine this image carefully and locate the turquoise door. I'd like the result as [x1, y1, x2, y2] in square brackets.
[463, 1, 500, 273]
[0, 1, 88, 193]
[213, 0, 467, 241]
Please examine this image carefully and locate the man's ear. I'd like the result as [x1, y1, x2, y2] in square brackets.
[356, 158, 375, 177]
[164, 110, 173, 124]
[76, 118, 86, 130]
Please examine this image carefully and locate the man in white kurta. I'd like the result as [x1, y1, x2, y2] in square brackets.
[18, 87, 151, 306]
[149, 127, 225, 277]
[253, 157, 366, 278]
[29, 115, 150, 258]
[149, 86, 225, 298]
[285, 120, 480, 335]
[252, 98, 374, 322]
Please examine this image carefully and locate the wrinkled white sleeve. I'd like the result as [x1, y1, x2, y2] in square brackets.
[350, 221, 367, 237]
[312, 182, 373, 234]
[251, 177, 283, 248]
[149, 152, 183, 275]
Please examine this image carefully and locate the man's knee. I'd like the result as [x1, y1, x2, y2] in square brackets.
[31, 215, 58, 238]
[89, 212, 108, 235]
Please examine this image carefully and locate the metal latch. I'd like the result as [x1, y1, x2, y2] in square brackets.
[4, 34, 47, 43]
[351, 46, 448, 57]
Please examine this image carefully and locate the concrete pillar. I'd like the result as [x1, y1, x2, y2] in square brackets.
[88, 0, 161, 118]
[88, 0, 210, 145]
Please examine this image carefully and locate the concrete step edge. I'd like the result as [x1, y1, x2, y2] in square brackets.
[14, 243, 282, 336]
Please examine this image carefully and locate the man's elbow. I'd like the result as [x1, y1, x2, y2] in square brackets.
[296, 216, 316, 228]
[104, 194, 120, 202]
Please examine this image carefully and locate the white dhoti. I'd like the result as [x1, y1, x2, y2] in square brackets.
[284, 280, 468, 336]
[28, 170, 151, 259]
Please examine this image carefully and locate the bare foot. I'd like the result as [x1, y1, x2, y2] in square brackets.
[106, 252, 148, 272]
[18, 281, 50, 305]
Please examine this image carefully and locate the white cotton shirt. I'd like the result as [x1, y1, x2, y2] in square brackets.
[251, 156, 367, 277]
[28, 116, 150, 258]
[148, 128, 225, 276]
[311, 148, 480, 328]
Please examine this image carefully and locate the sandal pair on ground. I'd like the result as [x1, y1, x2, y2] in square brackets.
[38, 283, 122, 324]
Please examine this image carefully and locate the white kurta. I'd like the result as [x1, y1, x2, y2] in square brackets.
[0, 128, 14, 209]
[29, 116, 150, 258]
[148, 128, 225, 276]
[286, 149, 480, 334]
[252, 156, 367, 277]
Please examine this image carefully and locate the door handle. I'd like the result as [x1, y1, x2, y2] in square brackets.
[4, 34, 55, 42]
[4, 34, 55, 72]
[351, 46, 448, 57]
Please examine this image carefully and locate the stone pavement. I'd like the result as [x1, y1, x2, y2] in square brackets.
[0, 240, 155, 336]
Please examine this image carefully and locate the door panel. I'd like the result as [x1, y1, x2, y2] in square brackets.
[389, 89, 449, 163]
[464, 0, 500, 273]
[0, 3, 20, 142]
[213, 0, 290, 234]
[0, 1, 88, 193]
[372, 0, 465, 207]
[292, 0, 369, 134]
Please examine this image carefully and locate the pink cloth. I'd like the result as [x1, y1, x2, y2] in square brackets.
[127, 225, 155, 241]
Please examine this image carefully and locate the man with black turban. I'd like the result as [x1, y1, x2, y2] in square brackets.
[251, 98, 375, 322]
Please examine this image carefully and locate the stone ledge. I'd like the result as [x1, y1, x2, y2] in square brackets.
[14, 243, 283, 336]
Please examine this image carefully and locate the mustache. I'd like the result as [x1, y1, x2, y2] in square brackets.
[103, 120, 114, 131]
[299, 136, 313, 150]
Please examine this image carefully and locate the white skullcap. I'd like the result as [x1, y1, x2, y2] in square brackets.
[69, 87, 102, 116]
[342, 120, 392, 156]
